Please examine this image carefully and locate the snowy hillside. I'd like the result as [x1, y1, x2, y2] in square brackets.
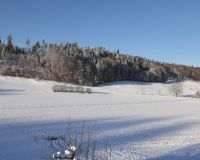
[1, 76, 200, 160]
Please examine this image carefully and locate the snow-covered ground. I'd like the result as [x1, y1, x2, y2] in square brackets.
[0, 76, 200, 160]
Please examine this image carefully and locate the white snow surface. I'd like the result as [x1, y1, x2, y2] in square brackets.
[1, 76, 200, 160]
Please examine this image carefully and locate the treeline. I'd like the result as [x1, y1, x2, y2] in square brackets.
[0, 35, 200, 86]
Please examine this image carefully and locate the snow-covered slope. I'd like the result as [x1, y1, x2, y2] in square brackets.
[0, 76, 200, 160]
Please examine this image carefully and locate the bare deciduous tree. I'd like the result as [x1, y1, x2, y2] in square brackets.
[25, 38, 31, 49]
[169, 82, 183, 97]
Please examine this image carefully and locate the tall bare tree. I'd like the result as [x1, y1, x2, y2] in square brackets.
[25, 38, 31, 51]
[169, 81, 183, 97]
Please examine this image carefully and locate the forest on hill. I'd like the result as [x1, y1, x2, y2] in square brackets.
[0, 35, 200, 86]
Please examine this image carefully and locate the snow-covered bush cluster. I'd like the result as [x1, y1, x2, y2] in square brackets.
[52, 85, 92, 93]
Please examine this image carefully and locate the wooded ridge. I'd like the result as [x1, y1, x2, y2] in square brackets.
[0, 36, 199, 86]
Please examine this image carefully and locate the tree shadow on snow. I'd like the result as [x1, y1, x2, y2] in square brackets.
[182, 94, 193, 98]
[0, 116, 199, 160]
[96, 119, 200, 148]
[147, 143, 200, 160]
[97, 80, 153, 87]
[0, 89, 25, 95]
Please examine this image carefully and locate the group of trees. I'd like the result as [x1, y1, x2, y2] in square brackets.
[0, 35, 200, 86]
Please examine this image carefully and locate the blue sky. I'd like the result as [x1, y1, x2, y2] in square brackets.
[0, 0, 200, 66]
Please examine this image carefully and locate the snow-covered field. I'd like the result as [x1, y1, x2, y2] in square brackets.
[1, 76, 200, 160]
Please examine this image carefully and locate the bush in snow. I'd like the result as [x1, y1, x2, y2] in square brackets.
[193, 90, 200, 98]
[75, 86, 84, 93]
[169, 82, 183, 97]
[85, 88, 92, 94]
[67, 86, 75, 92]
[52, 85, 64, 92]
[52, 85, 73, 92]
[48, 120, 112, 160]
